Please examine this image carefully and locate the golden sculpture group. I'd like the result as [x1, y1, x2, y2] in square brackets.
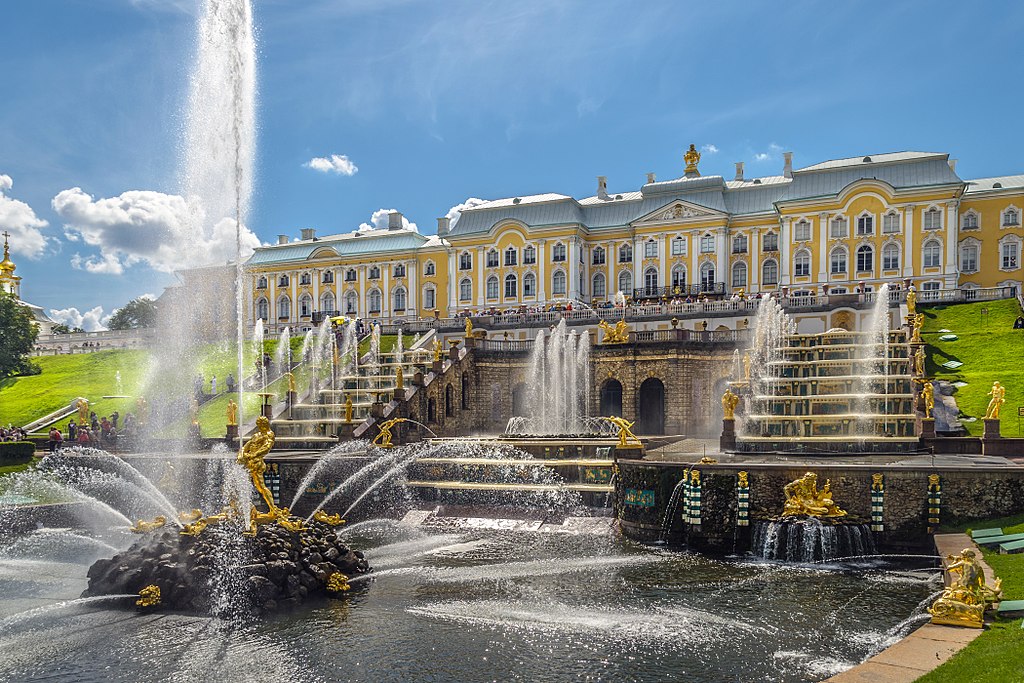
[781, 472, 847, 518]
[721, 388, 739, 420]
[598, 319, 630, 344]
[372, 417, 407, 449]
[928, 548, 1002, 628]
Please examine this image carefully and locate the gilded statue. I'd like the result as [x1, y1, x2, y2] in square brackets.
[285, 372, 297, 393]
[742, 353, 751, 381]
[327, 572, 351, 593]
[911, 313, 923, 343]
[928, 548, 1002, 628]
[178, 509, 203, 523]
[721, 387, 740, 420]
[136, 585, 161, 608]
[603, 416, 640, 448]
[683, 143, 701, 175]
[227, 399, 238, 426]
[922, 381, 935, 418]
[914, 346, 925, 376]
[984, 381, 1006, 419]
[130, 516, 167, 533]
[76, 398, 89, 424]
[782, 472, 847, 518]
[598, 319, 630, 344]
[238, 416, 276, 509]
[464, 317, 473, 339]
[344, 394, 353, 422]
[372, 417, 405, 449]
[906, 286, 917, 316]
[396, 366, 404, 390]
[313, 510, 345, 526]
[432, 339, 443, 362]
[737, 471, 749, 488]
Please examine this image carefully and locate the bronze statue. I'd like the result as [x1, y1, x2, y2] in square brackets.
[922, 381, 935, 417]
[984, 381, 1006, 419]
[721, 387, 740, 420]
[929, 548, 1002, 628]
[227, 399, 238, 426]
[782, 472, 847, 518]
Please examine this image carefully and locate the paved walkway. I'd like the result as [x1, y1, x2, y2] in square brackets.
[822, 533, 993, 683]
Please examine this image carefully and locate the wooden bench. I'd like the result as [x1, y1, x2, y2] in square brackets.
[970, 527, 1003, 539]
[975, 532, 1024, 547]
[998, 538, 1024, 554]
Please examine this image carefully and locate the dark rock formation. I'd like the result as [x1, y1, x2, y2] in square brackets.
[83, 519, 370, 615]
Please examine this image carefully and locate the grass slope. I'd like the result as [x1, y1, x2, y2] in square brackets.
[921, 298, 1024, 436]
[916, 513, 1024, 683]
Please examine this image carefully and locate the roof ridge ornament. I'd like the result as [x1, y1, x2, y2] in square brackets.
[683, 144, 701, 178]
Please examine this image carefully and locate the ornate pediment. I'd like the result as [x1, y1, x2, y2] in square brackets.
[634, 201, 721, 225]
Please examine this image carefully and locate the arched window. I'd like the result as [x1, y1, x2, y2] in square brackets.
[524, 245, 536, 265]
[552, 243, 567, 262]
[445, 384, 454, 417]
[552, 270, 567, 297]
[618, 270, 632, 293]
[459, 252, 472, 270]
[961, 212, 978, 230]
[592, 272, 606, 299]
[671, 265, 686, 292]
[368, 266, 380, 279]
[299, 294, 313, 318]
[762, 259, 779, 285]
[459, 278, 472, 301]
[923, 240, 942, 268]
[699, 262, 715, 290]
[486, 249, 499, 268]
[345, 291, 357, 314]
[345, 268, 356, 282]
[882, 244, 900, 270]
[523, 272, 536, 297]
[592, 246, 606, 265]
[1003, 208, 1020, 227]
[368, 290, 382, 313]
[830, 247, 847, 274]
[486, 275, 499, 300]
[461, 372, 470, 410]
[643, 267, 658, 294]
[424, 286, 436, 309]
[504, 246, 518, 266]
[425, 261, 436, 276]
[393, 287, 407, 310]
[856, 245, 874, 272]
[618, 243, 632, 263]
[322, 270, 334, 284]
[277, 295, 291, 320]
[393, 263, 406, 278]
[256, 298, 269, 321]
[794, 249, 811, 277]
[504, 273, 518, 298]
[321, 292, 335, 313]
[257, 276, 267, 289]
[731, 262, 747, 288]
[278, 275, 290, 287]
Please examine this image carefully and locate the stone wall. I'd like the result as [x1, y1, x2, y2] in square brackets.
[616, 459, 1024, 552]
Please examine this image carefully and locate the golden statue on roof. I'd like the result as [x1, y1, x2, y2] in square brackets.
[683, 144, 701, 177]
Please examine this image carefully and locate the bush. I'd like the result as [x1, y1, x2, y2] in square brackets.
[0, 441, 36, 464]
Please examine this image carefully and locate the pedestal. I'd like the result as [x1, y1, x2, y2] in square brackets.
[719, 418, 736, 451]
[393, 387, 406, 402]
[370, 401, 384, 419]
[260, 403, 273, 419]
[614, 444, 645, 459]
[919, 417, 936, 439]
[412, 371, 424, 387]
[983, 418, 1001, 440]
[431, 360, 443, 375]
[287, 390, 297, 405]
[225, 424, 239, 441]
[337, 422, 355, 441]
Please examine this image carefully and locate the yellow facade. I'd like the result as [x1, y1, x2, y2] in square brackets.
[245, 152, 1024, 331]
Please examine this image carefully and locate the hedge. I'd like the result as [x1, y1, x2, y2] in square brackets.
[0, 441, 36, 464]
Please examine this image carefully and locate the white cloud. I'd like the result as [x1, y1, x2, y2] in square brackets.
[0, 173, 49, 259]
[52, 187, 261, 274]
[359, 208, 418, 233]
[445, 198, 487, 228]
[752, 143, 784, 163]
[48, 305, 111, 332]
[701, 144, 719, 154]
[304, 154, 359, 176]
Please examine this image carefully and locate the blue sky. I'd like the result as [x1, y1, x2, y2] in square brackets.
[1, 0, 1022, 329]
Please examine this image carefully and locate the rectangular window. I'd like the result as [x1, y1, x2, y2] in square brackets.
[644, 241, 658, 258]
[523, 247, 536, 265]
[924, 209, 943, 230]
[732, 235, 748, 254]
[883, 249, 900, 271]
[922, 281, 941, 292]
[553, 244, 566, 261]
[487, 251, 499, 268]
[671, 238, 686, 256]
[794, 256, 810, 277]
[486, 279, 498, 299]
[883, 213, 900, 233]
[762, 233, 779, 251]
[960, 247, 978, 273]
[830, 218, 848, 239]
[425, 288, 436, 309]
[459, 280, 471, 301]
[794, 221, 811, 241]
[856, 215, 874, 236]
[700, 235, 715, 253]
[505, 278, 517, 298]
[1002, 243, 1019, 270]
[459, 254, 472, 270]
[504, 249, 517, 266]
[830, 252, 846, 274]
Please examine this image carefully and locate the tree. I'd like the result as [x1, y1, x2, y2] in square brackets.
[0, 290, 40, 379]
[108, 297, 158, 330]
[51, 323, 71, 334]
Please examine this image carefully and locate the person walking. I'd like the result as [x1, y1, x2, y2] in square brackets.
[226, 373, 235, 393]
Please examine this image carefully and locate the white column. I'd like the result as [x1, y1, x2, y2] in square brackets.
[632, 235, 641, 296]
[382, 265, 390, 321]
[290, 274, 297, 323]
[408, 259, 417, 314]
[903, 205, 916, 278]
[750, 231, 760, 292]
[944, 201, 959, 287]
[606, 241, 614, 295]
[659, 234, 667, 289]
[817, 212, 829, 283]
[448, 249, 457, 316]
[268, 275, 276, 333]
[476, 246, 485, 306]
[538, 240, 547, 301]
[358, 265, 366, 318]
[780, 218, 792, 286]
[715, 228, 727, 289]
[313, 270, 320, 315]
[568, 238, 579, 300]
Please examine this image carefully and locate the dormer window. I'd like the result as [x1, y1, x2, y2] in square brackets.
[486, 249, 499, 268]
[924, 208, 943, 230]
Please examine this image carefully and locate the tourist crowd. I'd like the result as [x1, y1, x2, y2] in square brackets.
[46, 411, 143, 453]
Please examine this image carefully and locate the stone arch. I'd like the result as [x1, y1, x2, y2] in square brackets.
[599, 378, 623, 417]
[461, 371, 471, 410]
[445, 384, 454, 417]
[637, 377, 665, 435]
[511, 383, 528, 416]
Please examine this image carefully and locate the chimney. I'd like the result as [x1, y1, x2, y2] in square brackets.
[597, 176, 609, 199]
[277, 234, 288, 245]
[783, 152, 793, 179]
[437, 216, 450, 236]
[646, 172, 656, 184]
[948, 158, 958, 173]
[388, 211, 403, 230]
[300, 228, 316, 241]
[734, 162, 745, 182]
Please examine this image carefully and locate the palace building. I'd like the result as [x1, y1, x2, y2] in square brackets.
[245, 148, 1024, 332]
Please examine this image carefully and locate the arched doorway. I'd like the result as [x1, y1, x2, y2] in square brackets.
[637, 377, 665, 435]
[461, 372, 471, 409]
[599, 379, 623, 417]
[445, 385, 454, 417]
[511, 383, 528, 416]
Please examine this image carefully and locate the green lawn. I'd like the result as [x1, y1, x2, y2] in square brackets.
[0, 462, 33, 477]
[917, 513, 1024, 683]
[920, 298, 1024, 436]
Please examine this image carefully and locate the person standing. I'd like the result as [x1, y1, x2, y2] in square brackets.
[226, 373, 236, 393]
[111, 411, 119, 429]
[211, 375, 217, 395]
[68, 419, 77, 442]
[48, 427, 62, 452]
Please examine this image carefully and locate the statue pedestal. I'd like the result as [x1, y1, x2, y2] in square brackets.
[412, 371, 424, 387]
[337, 422, 355, 441]
[983, 418, 1001, 440]
[393, 387, 406, 402]
[720, 418, 736, 451]
[260, 403, 273, 419]
[919, 417, 936, 439]
[431, 360, 443, 374]
[370, 402, 384, 419]
[614, 444, 644, 459]
[287, 390, 297, 405]
[226, 424, 239, 441]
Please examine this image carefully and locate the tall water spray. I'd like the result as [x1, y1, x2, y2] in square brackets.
[861, 283, 892, 433]
[743, 295, 793, 435]
[522, 320, 591, 434]
[253, 319, 265, 391]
